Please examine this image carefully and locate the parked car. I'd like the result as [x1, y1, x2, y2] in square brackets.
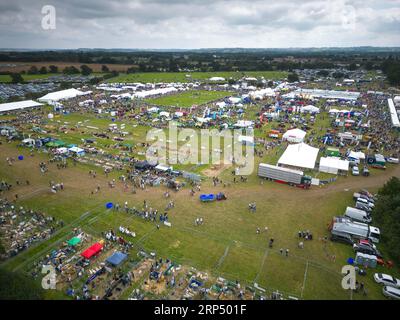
[353, 193, 375, 203]
[354, 243, 382, 258]
[358, 239, 377, 250]
[387, 157, 399, 164]
[362, 166, 370, 177]
[356, 197, 375, 208]
[359, 189, 376, 200]
[352, 166, 360, 176]
[355, 201, 372, 212]
[374, 273, 400, 288]
[383, 286, 400, 300]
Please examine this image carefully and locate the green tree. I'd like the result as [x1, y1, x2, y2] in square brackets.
[27, 66, 39, 75]
[63, 66, 79, 74]
[287, 73, 299, 83]
[80, 65, 93, 76]
[49, 65, 58, 73]
[39, 66, 47, 74]
[372, 177, 400, 265]
[101, 65, 110, 73]
[10, 73, 23, 83]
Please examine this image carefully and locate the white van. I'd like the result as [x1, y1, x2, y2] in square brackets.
[344, 207, 372, 224]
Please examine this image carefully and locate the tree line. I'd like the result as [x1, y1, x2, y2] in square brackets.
[372, 177, 400, 265]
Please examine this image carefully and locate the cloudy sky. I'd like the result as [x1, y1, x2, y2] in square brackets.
[0, 0, 399, 49]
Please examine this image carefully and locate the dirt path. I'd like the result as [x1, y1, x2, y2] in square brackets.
[311, 165, 400, 195]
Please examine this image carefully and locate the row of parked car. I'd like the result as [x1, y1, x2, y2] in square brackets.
[329, 189, 400, 299]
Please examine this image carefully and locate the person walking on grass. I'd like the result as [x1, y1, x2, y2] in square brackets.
[269, 238, 274, 248]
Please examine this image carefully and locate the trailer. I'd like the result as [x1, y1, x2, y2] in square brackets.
[366, 154, 386, 169]
[258, 163, 312, 189]
[329, 217, 380, 243]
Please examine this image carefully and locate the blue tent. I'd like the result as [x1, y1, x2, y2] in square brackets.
[106, 251, 127, 266]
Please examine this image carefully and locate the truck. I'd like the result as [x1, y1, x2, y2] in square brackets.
[258, 163, 312, 189]
[329, 216, 380, 243]
[344, 207, 372, 224]
[367, 154, 386, 169]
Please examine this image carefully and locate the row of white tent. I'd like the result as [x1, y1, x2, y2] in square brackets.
[388, 98, 400, 128]
[277, 142, 350, 174]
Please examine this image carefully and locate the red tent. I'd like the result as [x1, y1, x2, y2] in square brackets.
[81, 242, 103, 259]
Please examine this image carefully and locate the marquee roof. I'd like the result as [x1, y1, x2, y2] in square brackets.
[278, 142, 319, 170]
[0, 100, 43, 113]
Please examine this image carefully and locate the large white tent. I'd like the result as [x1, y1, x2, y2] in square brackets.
[38, 88, 90, 103]
[234, 120, 254, 128]
[319, 157, 349, 174]
[388, 98, 400, 128]
[278, 142, 319, 170]
[133, 87, 178, 99]
[300, 105, 320, 114]
[0, 100, 43, 113]
[249, 88, 275, 100]
[282, 128, 307, 143]
[283, 89, 360, 101]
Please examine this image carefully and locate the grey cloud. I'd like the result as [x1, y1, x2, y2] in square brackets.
[0, 0, 399, 48]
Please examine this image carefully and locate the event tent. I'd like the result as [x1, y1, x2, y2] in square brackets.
[249, 88, 275, 100]
[300, 105, 320, 114]
[278, 142, 319, 170]
[209, 77, 225, 81]
[388, 99, 400, 128]
[282, 128, 307, 143]
[348, 151, 365, 161]
[234, 120, 254, 128]
[228, 97, 242, 104]
[238, 135, 254, 145]
[68, 146, 85, 156]
[67, 237, 81, 247]
[38, 89, 90, 103]
[319, 157, 349, 174]
[81, 242, 103, 259]
[0, 100, 43, 113]
[106, 251, 128, 266]
[133, 87, 178, 99]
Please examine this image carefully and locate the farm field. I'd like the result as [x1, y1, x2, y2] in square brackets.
[145, 90, 234, 107]
[107, 71, 288, 83]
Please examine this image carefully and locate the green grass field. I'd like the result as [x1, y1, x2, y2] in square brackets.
[107, 71, 288, 83]
[145, 90, 234, 107]
[1, 136, 399, 300]
[1, 93, 400, 300]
